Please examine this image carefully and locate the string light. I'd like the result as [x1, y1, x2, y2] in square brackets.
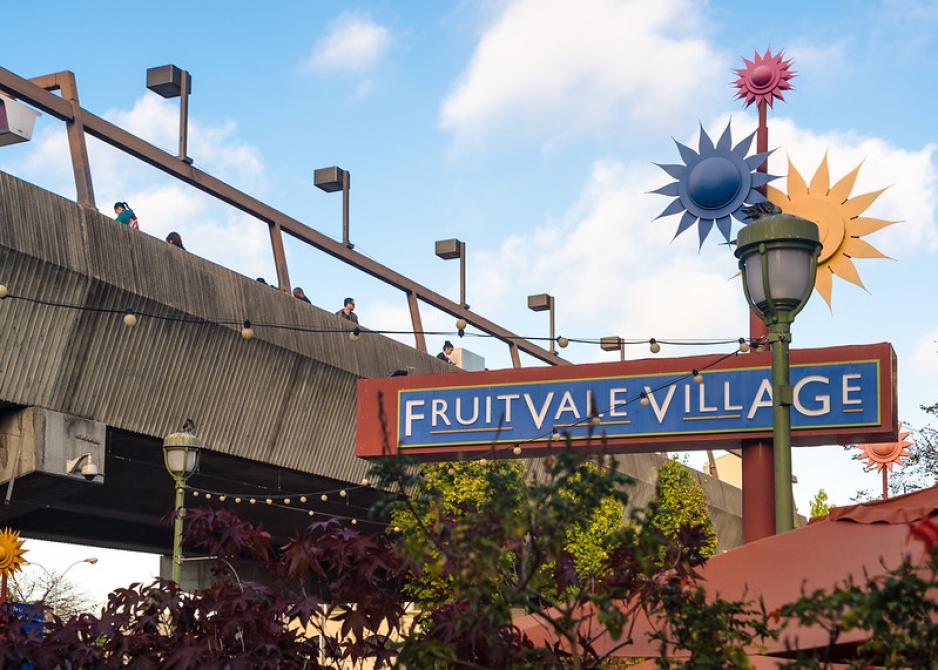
[738, 337, 750, 353]
[512, 446, 522, 456]
[639, 391, 650, 407]
[320, 494, 328, 502]
[0, 287, 750, 354]
[234, 497, 241, 504]
[447, 467, 456, 476]
[360, 478, 369, 486]
[693, 369, 704, 384]
[591, 415, 602, 425]
[479, 458, 487, 466]
[283, 497, 291, 505]
[204, 493, 212, 500]
[219, 495, 226, 502]
[192, 490, 200, 497]
[308, 510, 314, 517]
[249, 498, 256, 505]
[351, 518, 357, 525]
[265, 498, 273, 505]
[339, 489, 347, 498]
[299, 496, 307, 503]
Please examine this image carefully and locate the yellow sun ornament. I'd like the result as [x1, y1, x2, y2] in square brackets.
[0, 527, 27, 578]
[767, 154, 896, 308]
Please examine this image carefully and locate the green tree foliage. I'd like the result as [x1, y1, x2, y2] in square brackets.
[809, 488, 831, 518]
[391, 458, 628, 607]
[648, 458, 717, 560]
[389, 459, 526, 605]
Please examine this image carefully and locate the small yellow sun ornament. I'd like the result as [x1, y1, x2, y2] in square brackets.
[767, 154, 897, 308]
[0, 527, 27, 578]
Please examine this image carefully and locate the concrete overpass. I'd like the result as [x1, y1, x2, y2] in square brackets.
[0, 168, 744, 574]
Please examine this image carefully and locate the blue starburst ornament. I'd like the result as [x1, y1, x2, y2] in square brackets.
[652, 121, 776, 247]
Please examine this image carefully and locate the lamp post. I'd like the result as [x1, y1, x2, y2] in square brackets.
[527, 293, 556, 355]
[435, 238, 468, 308]
[162, 428, 201, 584]
[735, 208, 820, 532]
[146, 65, 192, 163]
[27, 557, 97, 608]
[314, 166, 352, 248]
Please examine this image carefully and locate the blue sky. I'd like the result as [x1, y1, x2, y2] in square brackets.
[3, 0, 938, 601]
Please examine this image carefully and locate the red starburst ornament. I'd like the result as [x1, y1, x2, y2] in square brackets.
[855, 428, 913, 473]
[733, 48, 796, 108]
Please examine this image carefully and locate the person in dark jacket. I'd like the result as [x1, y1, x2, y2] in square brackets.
[336, 297, 358, 323]
[437, 341, 454, 363]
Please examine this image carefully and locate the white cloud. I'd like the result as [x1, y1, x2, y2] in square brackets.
[0, 94, 273, 280]
[470, 158, 747, 363]
[762, 116, 938, 252]
[440, 0, 727, 142]
[306, 13, 391, 73]
[910, 327, 938, 377]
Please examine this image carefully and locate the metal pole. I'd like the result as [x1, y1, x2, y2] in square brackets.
[459, 241, 466, 308]
[178, 70, 190, 163]
[769, 319, 794, 532]
[342, 170, 351, 248]
[549, 296, 556, 355]
[172, 475, 185, 584]
[742, 98, 775, 542]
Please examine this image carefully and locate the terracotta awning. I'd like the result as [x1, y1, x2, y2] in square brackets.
[516, 484, 937, 658]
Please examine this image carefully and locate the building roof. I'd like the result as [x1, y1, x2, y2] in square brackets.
[515, 484, 938, 658]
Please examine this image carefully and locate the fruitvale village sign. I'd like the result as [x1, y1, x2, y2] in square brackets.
[356, 343, 896, 460]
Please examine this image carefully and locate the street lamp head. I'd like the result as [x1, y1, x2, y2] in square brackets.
[84, 557, 98, 565]
[0, 94, 40, 147]
[146, 65, 191, 99]
[162, 429, 201, 479]
[527, 293, 552, 312]
[434, 238, 463, 260]
[600, 336, 623, 352]
[735, 210, 820, 324]
[313, 166, 348, 193]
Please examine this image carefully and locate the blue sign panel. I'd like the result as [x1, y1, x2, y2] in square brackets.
[397, 359, 881, 449]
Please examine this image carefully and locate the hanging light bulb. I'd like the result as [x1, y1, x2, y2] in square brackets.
[241, 320, 254, 340]
[349, 327, 361, 341]
[308, 510, 314, 517]
[551, 430, 562, 441]
[249, 498, 256, 505]
[283, 497, 291, 505]
[693, 369, 704, 384]
[339, 489, 347, 497]
[479, 458, 487, 466]
[738, 337, 750, 353]
[320, 494, 328, 502]
[0, 285, 8, 299]
[219, 495, 226, 502]
[234, 497, 242, 504]
[123, 313, 138, 328]
[455, 318, 467, 331]
[351, 518, 358, 526]
[557, 336, 569, 349]
[649, 338, 660, 354]
[299, 496, 307, 503]
[265, 498, 273, 505]
[393, 526, 401, 533]
[204, 493, 212, 500]
[192, 490, 200, 497]
[591, 415, 602, 425]
[640, 391, 650, 407]
[512, 446, 522, 456]
[447, 467, 456, 476]
[360, 478, 369, 486]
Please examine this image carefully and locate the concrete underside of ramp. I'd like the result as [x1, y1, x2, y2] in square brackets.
[0, 169, 743, 571]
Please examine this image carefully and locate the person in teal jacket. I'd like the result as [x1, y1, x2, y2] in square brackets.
[113, 202, 138, 228]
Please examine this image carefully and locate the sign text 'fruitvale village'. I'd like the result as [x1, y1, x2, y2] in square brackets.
[355, 343, 897, 460]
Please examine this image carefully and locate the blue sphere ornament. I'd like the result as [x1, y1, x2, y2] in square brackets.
[651, 121, 777, 247]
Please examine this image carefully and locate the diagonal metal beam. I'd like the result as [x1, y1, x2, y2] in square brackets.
[0, 66, 567, 366]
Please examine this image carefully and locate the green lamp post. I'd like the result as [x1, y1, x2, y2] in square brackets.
[735, 206, 820, 532]
[163, 426, 201, 584]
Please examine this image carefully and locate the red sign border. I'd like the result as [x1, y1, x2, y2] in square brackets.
[356, 343, 897, 461]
